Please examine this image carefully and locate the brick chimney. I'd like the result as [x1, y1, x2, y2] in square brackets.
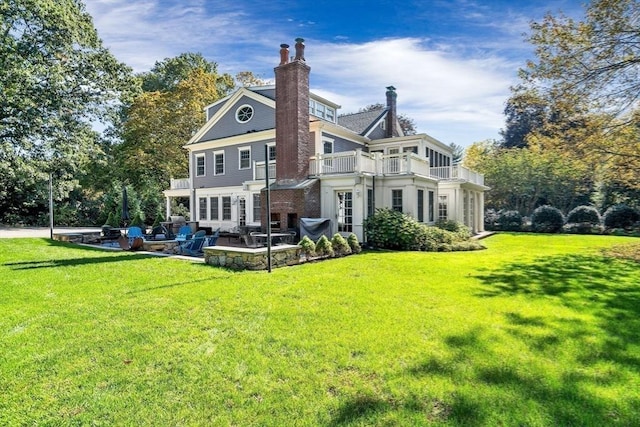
[274, 38, 311, 184]
[261, 39, 320, 235]
[385, 85, 397, 138]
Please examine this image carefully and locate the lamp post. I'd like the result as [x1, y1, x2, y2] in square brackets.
[265, 144, 272, 273]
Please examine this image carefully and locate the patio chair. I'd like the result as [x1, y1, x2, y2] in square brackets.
[175, 225, 193, 242]
[204, 228, 221, 247]
[177, 230, 206, 256]
[126, 226, 144, 246]
[118, 235, 144, 251]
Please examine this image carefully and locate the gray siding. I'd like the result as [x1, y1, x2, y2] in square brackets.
[367, 124, 386, 140]
[192, 138, 275, 188]
[197, 96, 275, 143]
[323, 132, 367, 153]
[206, 102, 225, 121]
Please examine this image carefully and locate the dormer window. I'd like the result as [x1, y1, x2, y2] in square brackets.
[236, 105, 254, 123]
[309, 99, 336, 123]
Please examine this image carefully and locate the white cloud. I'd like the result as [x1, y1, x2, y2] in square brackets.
[307, 38, 513, 145]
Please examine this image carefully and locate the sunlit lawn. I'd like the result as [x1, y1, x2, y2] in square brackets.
[1, 234, 639, 426]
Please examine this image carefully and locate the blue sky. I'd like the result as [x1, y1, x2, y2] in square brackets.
[85, 0, 585, 147]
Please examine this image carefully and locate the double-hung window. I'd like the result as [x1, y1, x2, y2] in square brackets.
[214, 151, 224, 175]
[222, 196, 231, 220]
[196, 154, 205, 177]
[210, 197, 219, 220]
[239, 147, 251, 170]
[392, 189, 403, 213]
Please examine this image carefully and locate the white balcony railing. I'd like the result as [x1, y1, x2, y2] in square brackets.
[430, 166, 485, 185]
[308, 151, 484, 185]
[170, 178, 190, 190]
[254, 161, 276, 180]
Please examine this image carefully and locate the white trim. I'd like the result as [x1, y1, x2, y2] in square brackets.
[235, 104, 254, 123]
[213, 150, 225, 176]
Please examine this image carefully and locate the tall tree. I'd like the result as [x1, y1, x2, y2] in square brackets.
[0, 0, 135, 223]
[235, 71, 269, 87]
[522, 0, 639, 150]
[117, 57, 234, 191]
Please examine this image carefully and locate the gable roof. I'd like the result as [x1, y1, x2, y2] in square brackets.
[338, 108, 387, 135]
[186, 87, 275, 146]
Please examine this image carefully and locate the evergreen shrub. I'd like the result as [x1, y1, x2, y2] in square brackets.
[347, 233, 362, 254]
[603, 204, 640, 229]
[315, 235, 334, 257]
[331, 233, 352, 256]
[299, 235, 316, 258]
[497, 210, 522, 231]
[531, 205, 564, 233]
[566, 205, 601, 225]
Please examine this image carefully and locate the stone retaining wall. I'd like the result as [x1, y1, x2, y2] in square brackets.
[204, 245, 301, 270]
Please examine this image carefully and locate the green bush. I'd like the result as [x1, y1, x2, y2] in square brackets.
[566, 205, 601, 225]
[484, 209, 499, 231]
[315, 235, 334, 257]
[497, 210, 522, 231]
[331, 233, 352, 256]
[364, 208, 423, 250]
[603, 204, 640, 229]
[104, 212, 116, 227]
[364, 208, 475, 252]
[347, 233, 362, 254]
[299, 235, 316, 257]
[130, 212, 145, 228]
[152, 212, 165, 228]
[531, 205, 564, 233]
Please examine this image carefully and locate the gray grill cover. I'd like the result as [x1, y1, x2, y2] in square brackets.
[300, 218, 332, 241]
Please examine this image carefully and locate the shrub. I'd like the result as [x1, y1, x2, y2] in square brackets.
[497, 210, 522, 231]
[152, 212, 165, 227]
[331, 233, 352, 256]
[347, 233, 362, 254]
[603, 204, 640, 229]
[364, 208, 424, 250]
[531, 205, 564, 233]
[298, 235, 316, 258]
[484, 209, 500, 231]
[365, 208, 473, 252]
[566, 205, 601, 226]
[315, 235, 334, 257]
[104, 212, 116, 227]
[563, 223, 604, 235]
[130, 212, 145, 228]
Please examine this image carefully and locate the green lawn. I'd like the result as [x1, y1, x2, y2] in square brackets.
[1, 234, 639, 426]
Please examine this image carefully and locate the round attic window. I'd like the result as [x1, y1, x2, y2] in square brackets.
[236, 105, 254, 123]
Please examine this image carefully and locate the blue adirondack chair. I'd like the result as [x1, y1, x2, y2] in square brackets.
[204, 228, 221, 247]
[175, 225, 193, 241]
[177, 230, 206, 256]
[126, 226, 144, 246]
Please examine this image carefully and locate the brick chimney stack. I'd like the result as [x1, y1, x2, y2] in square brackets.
[274, 38, 311, 184]
[385, 85, 397, 138]
[262, 39, 320, 234]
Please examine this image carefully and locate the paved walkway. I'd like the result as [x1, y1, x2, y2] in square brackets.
[0, 226, 102, 239]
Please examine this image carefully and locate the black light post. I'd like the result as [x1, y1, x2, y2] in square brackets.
[265, 144, 272, 273]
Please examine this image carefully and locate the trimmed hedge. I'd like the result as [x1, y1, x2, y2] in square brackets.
[603, 204, 640, 229]
[531, 205, 564, 233]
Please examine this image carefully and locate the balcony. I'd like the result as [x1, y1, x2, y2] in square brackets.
[430, 166, 485, 186]
[254, 161, 276, 181]
[309, 150, 484, 185]
[170, 178, 190, 190]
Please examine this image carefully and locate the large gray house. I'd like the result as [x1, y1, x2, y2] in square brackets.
[163, 39, 488, 241]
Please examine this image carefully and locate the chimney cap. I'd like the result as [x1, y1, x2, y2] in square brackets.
[386, 85, 396, 92]
[280, 43, 290, 48]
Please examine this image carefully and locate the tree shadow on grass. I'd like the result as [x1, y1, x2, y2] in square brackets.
[329, 254, 640, 425]
[4, 253, 151, 270]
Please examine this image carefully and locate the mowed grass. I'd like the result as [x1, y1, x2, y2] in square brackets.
[1, 234, 639, 426]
